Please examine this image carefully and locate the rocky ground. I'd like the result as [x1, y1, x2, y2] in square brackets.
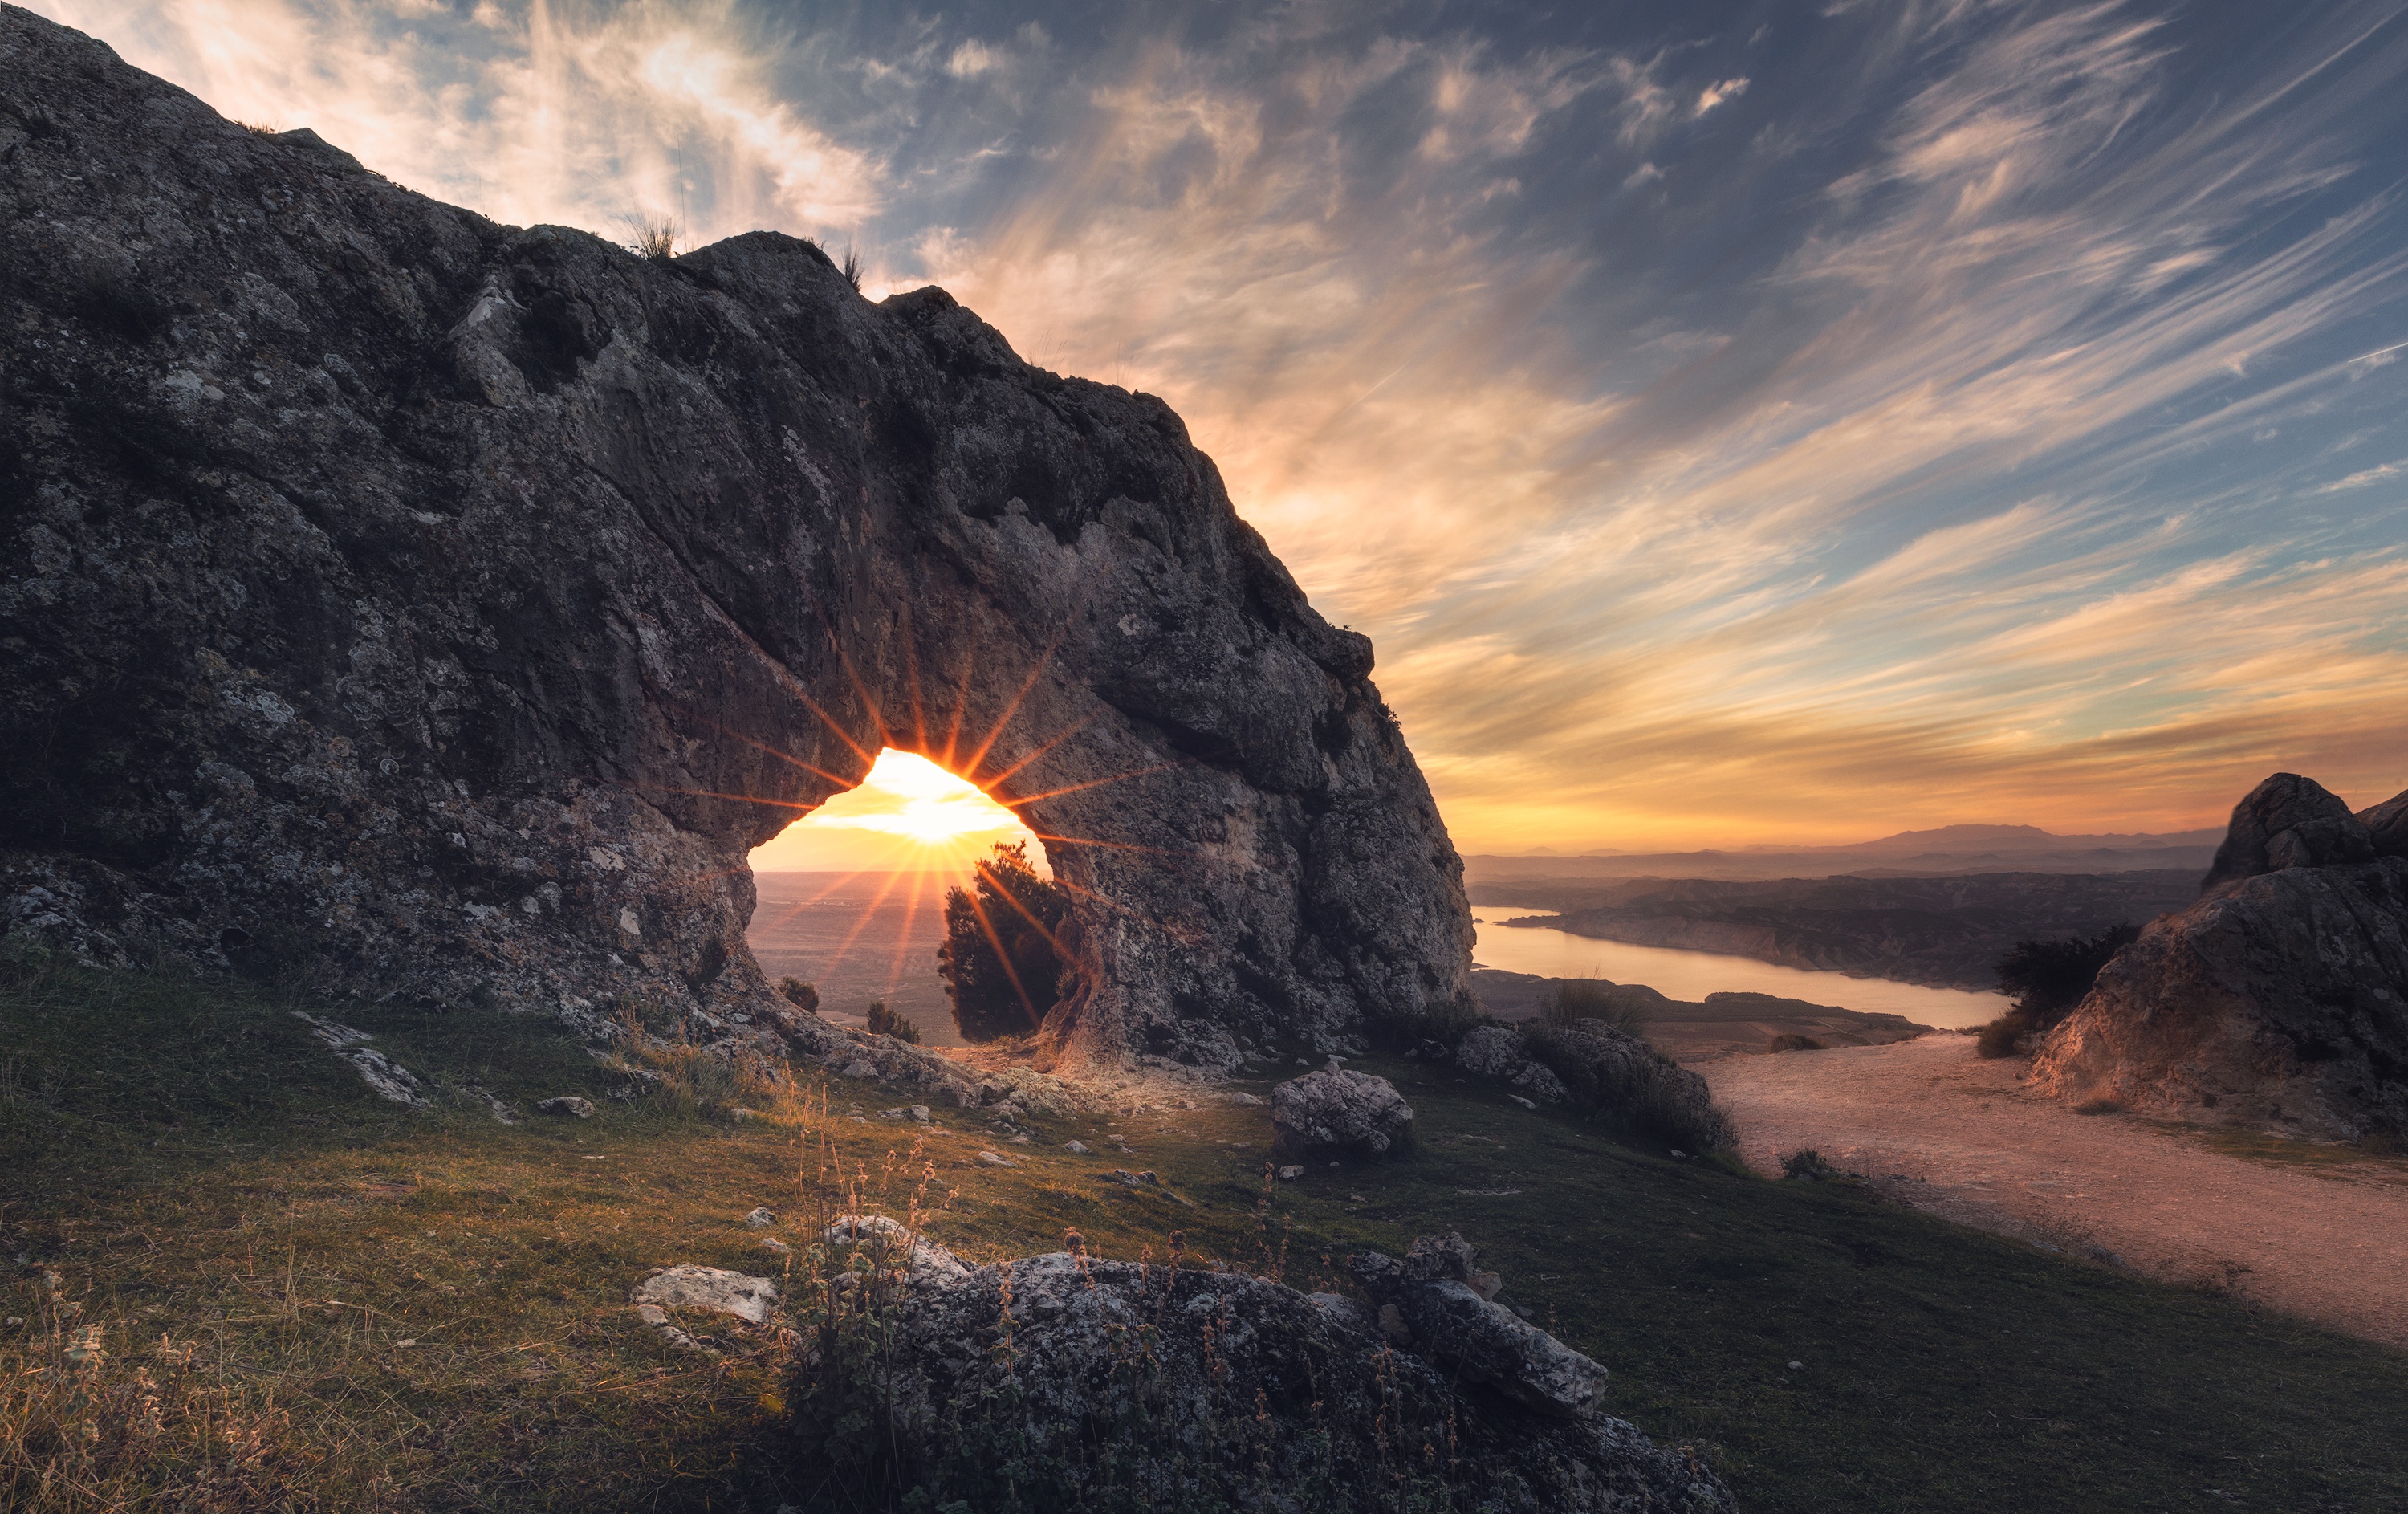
[1706, 1034, 2408, 1348]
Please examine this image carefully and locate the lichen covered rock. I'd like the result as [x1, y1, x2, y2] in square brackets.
[807, 1247, 1734, 1512]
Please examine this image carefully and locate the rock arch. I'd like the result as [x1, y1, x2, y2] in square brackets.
[0, 7, 1474, 1067]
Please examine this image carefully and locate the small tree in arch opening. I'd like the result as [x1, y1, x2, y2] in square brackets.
[937, 841, 1071, 1043]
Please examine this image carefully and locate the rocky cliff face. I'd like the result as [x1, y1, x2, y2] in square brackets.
[2033, 775, 2408, 1138]
[0, 4, 1474, 1068]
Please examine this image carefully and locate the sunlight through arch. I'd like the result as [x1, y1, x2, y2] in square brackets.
[743, 749, 1052, 1049]
[748, 749, 1049, 875]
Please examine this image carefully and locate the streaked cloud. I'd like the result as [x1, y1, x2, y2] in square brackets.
[38, 0, 2408, 849]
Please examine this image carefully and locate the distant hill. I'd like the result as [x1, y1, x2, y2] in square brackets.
[1466, 824, 2223, 881]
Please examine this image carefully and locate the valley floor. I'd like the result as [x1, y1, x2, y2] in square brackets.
[1706, 1034, 2408, 1347]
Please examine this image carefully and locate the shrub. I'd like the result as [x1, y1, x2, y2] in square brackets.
[937, 841, 1071, 1043]
[778, 976, 821, 1014]
[1767, 1033, 1827, 1053]
[1979, 923, 2139, 1060]
[1996, 924, 2138, 1023]
[2075, 1097, 2127, 1115]
[1780, 1149, 1844, 1182]
[1975, 1013, 2031, 1060]
[1540, 978, 1652, 1038]
[840, 244, 864, 292]
[865, 999, 921, 1044]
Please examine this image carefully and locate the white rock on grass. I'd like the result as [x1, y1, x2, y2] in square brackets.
[742, 1207, 776, 1228]
[291, 1012, 428, 1109]
[823, 1214, 970, 1284]
[633, 1264, 779, 1325]
[976, 1150, 1015, 1167]
[1063, 1140, 1090, 1154]
[538, 1095, 596, 1118]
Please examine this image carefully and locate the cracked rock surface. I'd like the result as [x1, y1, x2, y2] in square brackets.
[0, 4, 1474, 1069]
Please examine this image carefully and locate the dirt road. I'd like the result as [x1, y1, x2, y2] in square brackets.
[1703, 1034, 2408, 1347]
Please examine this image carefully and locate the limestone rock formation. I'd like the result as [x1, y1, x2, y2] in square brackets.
[2198, 773, 2374, 894]
[815, 1247, 1735, 1512]
[2033, 773, 2408, 1138]
[0, 5, 1474, 1068]
[1271, 1068, 1415, 1161]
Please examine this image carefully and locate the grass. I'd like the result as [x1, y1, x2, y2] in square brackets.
[2, 950, 2405, 1511]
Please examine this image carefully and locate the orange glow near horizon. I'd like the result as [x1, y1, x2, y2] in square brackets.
[747, 749, 1049, 874]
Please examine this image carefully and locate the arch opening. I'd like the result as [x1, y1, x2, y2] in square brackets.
[744, 748, 1058, 1048]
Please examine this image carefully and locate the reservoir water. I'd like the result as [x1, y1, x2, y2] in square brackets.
[1471, 907, 2006, 1029]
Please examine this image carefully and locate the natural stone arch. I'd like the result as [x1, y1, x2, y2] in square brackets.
[0, 10, 1475, 1068]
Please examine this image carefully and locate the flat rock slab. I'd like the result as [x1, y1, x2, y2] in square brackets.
[633, 1265, 779, 1325]
[1706, 1034, 2408, 1348]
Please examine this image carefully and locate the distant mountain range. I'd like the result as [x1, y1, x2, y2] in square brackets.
[1469, 824, 2223, 881]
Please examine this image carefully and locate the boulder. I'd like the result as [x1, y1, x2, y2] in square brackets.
[2199, 774, 2374, 894]
[1349, 1235, 1605, 1418]
[0, 4, 1476, 1072]
[802, 1249, 1734, 1512]
[2032, 857, 2408, 1138]
[536, 1096, 596, 1119]
[1271, 1070, 1414, 1162]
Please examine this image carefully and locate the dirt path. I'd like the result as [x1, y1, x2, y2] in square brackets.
[1702, 1034, 2408, 1348]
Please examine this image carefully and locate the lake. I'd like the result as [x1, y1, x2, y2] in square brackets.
[1471, 908, 2007, 1028]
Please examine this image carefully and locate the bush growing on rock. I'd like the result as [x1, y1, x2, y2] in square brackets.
[1978, 924, 2138, 1059]
[776, 977, 820, 1014]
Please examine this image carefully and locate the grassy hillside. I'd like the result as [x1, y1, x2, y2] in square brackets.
[2, 949, 2402, 1512]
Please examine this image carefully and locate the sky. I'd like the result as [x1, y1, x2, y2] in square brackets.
[37, 0, 2408, 854]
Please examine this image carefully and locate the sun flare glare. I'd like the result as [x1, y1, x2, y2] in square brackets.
[747, 749, 1046, 873]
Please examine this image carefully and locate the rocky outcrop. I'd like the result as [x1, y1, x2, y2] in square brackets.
[1270, 1068, 1414, 1161]
[2199, 774, 2374, 894]
[0, 6, 1474, 1068]
[814, 1245, 1734, 1512]
[2033, 774, 2408, 1138]
[1445, 1019, 1734, 1152]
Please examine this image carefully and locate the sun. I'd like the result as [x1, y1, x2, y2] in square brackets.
[748, 749, 1048, 873]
